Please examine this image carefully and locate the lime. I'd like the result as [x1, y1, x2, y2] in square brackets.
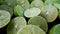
[4, 0, 17, 8]
[17, 0, 30, 10]
[24, 7, 41, 18]
[45, 0, 60, 5]
[41, 4, 58, 22]
[17, 25, 46, 34]
[0, 10, 10, 28]
[54, 3, 60, 9]
[14, 5, 24, 17]
[30, 0, 44, 9]
[49, 24, 60, 34]
[7, 17, 27, 34]
[28, 16, 48, 32]
[53, 3, 60, 19]
[0, 5, 13, 16]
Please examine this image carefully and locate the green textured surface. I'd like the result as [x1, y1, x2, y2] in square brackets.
[28, 16, 48, 32]
[0, 5, 13, 16]
[7, 17, 27, 34]
[30, 0, 44, 9]
[45, 0, 60, 5]
[24, 7, 41, 18]
[17, 25, 46, 34]
[41, 4, 58, 22]
[14, 5, 24, 17]
[49, 24, 60, 34]
[0, 10, 10, 28]
[54, 3, 60, 9]
[17, 0, 30, 10]
[4, 0, 17, 8]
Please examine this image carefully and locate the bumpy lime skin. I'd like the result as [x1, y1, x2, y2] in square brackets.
[28, 16, 48, 32]
[14, 5, 24, 17]
[17, 25, 46, 34]
[0, 10, 11, 28]
[0, 5, 13, 16]
[49, 24, 60, 34]
[7, 17, 27, 34]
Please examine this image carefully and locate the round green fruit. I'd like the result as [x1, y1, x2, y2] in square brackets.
[7, 17, 27, 34]
[49, 24, 60, 34]
[0, 10, 10, 28]
[28, 16, 48, 32]
[41, 4, 58, 22]
[24, 7, 41, 18]
[0, 5, 13, 16]
[17, 25, 46, 34]
[14, 5, 24, 17]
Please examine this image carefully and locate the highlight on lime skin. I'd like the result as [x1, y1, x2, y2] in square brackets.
[0, 0, 60, 34]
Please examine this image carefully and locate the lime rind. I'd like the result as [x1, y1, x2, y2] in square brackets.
[0, 5, 13, 16]
[17, 0, 30, 10]
[49, 24, 60, 34]
[28, 16, 48, 32]
[54, 3, 60, 9]
[7, 17, 27, 34]
[17, 25, 46, 34]
[0, 10, 10, 28]
[30, 0, 44, 9]
[41, 4, 58, 22]
[4, 0, 17, 8]
[45, 0, 60, 5]
[14, 5, 24, 17]
[24, 7, 41, 18]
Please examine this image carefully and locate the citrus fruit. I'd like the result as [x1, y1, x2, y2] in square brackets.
[45, 0, 60, 5]
[17, 0, 30, 10]
[14, 5, 24, 17]
[30, 0, 44, 9]
[49, 24, 60, 34]
[0, 10, 10, 28]
[28, 16, 48, 32]
[17, 25, 46, 34]
[41, 4, 58, 22]
[7, 17, 27, 34]
[24, 7, 41, 18]
[54, 3, 60, 9]
[4, 0, 17, 8]
[0, 5, 13, 16]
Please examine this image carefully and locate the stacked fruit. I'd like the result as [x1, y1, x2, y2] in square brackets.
[0, 0, 60, 34]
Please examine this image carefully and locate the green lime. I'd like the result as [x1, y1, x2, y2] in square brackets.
[17, 0, 30, 10]
[24, 7, 41, 18]
[54, 3, 60, 9]
[30, 0, 44, 9]
[45, 0, 60, 5]
[41, 4, 58, 22]
[14, 5, 24, 17]
[49, 24, 60, 34]
[0, 10, 10, 28]
[53, 3, 60, 19]
[17, 25, 46, 34]
[28, 16, 48, 32]
[0, 5, 13, 16]
[4, 0, 17, 8]
[7, 17, 27, 34]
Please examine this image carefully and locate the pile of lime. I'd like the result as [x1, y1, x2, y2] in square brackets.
[0, 0, 60, 34]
